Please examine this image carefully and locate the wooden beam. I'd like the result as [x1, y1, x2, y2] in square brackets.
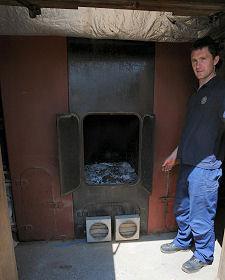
[0, 0, 78, 9]
[218, 230, 225, 280]
[0, 0, 225, 16]
[75, 0, 225, 16]
[0, 148, 18, 280]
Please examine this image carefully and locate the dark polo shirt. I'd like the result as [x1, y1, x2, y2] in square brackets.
[177, 76, 225, 169]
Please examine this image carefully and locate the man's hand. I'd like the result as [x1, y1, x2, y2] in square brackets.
[162, 147, 178, 172]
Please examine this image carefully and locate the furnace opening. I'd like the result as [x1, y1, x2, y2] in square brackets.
[83, 114, 140, 185]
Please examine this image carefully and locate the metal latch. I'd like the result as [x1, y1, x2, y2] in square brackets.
[47, 201, 64, 209]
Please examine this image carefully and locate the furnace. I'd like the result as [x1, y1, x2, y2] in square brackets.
[57, 38, 155, 237]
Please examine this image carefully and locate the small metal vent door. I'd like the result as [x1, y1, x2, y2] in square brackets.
[57, 114, 80, 195]
[141, 114, 156, 194]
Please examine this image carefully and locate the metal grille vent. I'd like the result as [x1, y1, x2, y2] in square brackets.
[119, 221, 137, 239]
[86, 216, 111, 242]
[90, 223, 109, 240]
[115, 214, 140, 241]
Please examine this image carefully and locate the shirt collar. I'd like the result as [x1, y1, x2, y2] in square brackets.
[194, 75, 218, 92]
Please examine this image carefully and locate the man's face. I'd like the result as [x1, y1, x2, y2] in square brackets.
[191, 46, 219, 84]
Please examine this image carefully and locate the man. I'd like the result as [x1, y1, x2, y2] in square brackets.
[161, 36, 225, 274]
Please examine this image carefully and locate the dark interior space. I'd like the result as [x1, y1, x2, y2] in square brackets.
[83, 114, 140, 185]
[0, 88, 9, 170]
[215, 160, 225, 246]
[0, 87, 17, 240]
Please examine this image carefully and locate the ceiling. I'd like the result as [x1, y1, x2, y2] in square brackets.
[0, 0, 225, 42]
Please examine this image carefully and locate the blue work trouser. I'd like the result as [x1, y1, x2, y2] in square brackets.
[173, 164, 222, 264]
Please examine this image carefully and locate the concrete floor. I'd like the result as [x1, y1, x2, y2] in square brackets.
[15, 232, 222, 280]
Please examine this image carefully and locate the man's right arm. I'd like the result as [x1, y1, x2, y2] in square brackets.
[162, 147, 180, 172]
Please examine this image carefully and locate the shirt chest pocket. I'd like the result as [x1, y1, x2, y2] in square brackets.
[201, 97, 218, 118]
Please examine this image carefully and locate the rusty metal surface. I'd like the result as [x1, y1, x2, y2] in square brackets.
[19, 168, 55, 240]
[148, 43, 195, 233]
[0, 36, 74, 240]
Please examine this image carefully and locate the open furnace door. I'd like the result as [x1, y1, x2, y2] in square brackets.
[57, 114, 80, 195]
[141, 114, 156, 194]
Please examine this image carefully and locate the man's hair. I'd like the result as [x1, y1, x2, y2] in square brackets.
[191, 36, 219, 58]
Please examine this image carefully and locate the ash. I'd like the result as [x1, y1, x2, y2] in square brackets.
[84, 162, 138, 185]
